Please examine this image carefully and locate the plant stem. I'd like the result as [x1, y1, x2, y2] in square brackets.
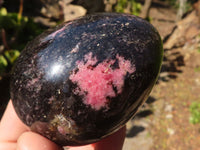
[1, 29, 9, 52]
[18, 0, 24, 22]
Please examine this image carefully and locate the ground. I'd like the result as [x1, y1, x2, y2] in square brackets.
[149, 47, 200, 150]
[123, 1, 200, 150]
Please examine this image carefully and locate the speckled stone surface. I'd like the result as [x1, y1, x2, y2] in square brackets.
[10, 13, 163, 146]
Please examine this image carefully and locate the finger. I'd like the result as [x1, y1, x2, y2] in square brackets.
[94, 126, 126, 150]
[66, 144, 94, 150]
[0, 142, 16, 150]
[67, 126, 126, 150]
[0, 100, 126, 150]
[17, 131, 63, 150]
[0, 100, 29, 142]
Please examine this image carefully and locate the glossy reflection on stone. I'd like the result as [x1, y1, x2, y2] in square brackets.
[10, 13, 163, 146]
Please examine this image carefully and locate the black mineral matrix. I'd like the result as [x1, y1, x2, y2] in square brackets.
[10, 13, 163, 146]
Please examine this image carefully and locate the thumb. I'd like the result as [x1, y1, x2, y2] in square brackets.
[17, 131, 63, 150]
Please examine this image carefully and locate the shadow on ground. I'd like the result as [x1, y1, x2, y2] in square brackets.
[159, 48, 185, 82]
[125, 96, 156, 138]
[126, 125, 145, 138]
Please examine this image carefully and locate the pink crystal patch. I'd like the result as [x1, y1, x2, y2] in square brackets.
[69, 52, 135, 110]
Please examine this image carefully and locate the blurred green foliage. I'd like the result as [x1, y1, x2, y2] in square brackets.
[189, 101, 200, 124]
[194, 66, 200, 72]
[115, 0, 141, 16]
[0, 7, 44, 76]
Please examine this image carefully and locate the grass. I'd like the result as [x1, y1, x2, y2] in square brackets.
[194, 66, 200, 72]
[189, 101, 200, 124]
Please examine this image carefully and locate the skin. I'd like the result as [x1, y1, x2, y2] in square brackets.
[0, 100, 126, 150]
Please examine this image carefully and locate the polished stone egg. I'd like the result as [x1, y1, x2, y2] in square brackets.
[10, 13, 163, 146]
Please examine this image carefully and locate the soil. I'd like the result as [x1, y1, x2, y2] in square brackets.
[1, 0, 200, 150]
[149, 48, 200, 150]
[123, 1, 200, 150]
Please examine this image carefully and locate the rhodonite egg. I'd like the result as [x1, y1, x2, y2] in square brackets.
[10, 13, 163, 146]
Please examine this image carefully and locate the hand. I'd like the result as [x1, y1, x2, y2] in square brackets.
[0, 100, 126, 150]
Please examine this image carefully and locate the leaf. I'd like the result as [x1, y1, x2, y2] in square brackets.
[4, 50, 20, 64]
[0, 15, 18, 30]
[189, 101, 200, 124]
[0, 7, 7, 16]
[0, 55, 7, 66]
